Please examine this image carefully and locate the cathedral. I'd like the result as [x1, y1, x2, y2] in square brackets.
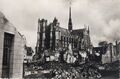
[35, 6, 92, 55]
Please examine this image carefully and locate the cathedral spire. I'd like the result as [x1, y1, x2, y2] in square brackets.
[68, 5, 73, 31]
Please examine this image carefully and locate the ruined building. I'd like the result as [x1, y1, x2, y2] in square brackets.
[35, 6, 92, 57]
[93, 41, 120, 64]
[102, 41, 120, 63]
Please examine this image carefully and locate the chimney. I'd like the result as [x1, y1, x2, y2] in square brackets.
[116, 40, 118, 55]
[109, 43, 113, 63]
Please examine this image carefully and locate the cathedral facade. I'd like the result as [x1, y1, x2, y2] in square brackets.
[36, 7, 92, 55]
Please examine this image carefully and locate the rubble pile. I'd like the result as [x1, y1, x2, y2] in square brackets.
[50, 68, 80, 79]
[104, 60, 119, 71]
[41, 62, 102, 79]
[41, 61, 72, 70]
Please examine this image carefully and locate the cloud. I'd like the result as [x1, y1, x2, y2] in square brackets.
[0, 0, 120, 48]
[89, 0, 120, 44]
[103, 19, 120, 41]
[72, 0, 120, 45]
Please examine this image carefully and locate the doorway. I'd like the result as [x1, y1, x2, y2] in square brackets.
[2, 32, 14, 78]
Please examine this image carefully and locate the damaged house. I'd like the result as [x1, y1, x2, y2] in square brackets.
[93, 41, 120, 64]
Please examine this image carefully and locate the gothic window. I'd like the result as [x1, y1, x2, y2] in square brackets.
[56, 31, 59, 39]
[61, 36, 63, 41]
[43, 33, 45, 40]
[67, 37, 69, 46]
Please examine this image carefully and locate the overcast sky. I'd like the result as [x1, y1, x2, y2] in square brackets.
[0, 0, 120, 48]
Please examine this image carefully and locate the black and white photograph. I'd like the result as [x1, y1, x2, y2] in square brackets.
[0, 0, 120, 79]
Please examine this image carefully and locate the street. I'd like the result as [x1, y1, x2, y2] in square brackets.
[101, 70, 119, 79]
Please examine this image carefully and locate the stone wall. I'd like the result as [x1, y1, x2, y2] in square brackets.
[0, 12, 26, 78]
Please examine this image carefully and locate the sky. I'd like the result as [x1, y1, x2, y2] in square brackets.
[0, 0, 120, 49]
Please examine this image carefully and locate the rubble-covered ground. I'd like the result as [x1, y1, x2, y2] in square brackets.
[100, 60, 119, 79]
[25, 61, 101, 79]
[24, 60, 119, 79]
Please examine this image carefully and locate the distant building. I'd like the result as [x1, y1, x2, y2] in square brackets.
[35, 6, 92, 57]
[0, 12, 26, 78]
[93, 41, 120, 64]
[104, 41, 120, 63]
[93, 46, 107, 63]
[24, 46, 34, 63]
